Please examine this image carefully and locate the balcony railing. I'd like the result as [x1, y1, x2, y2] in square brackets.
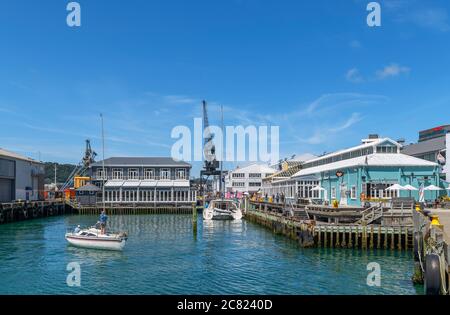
[91, 175, 189, 181]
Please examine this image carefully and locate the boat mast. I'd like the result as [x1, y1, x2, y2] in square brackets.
[100, 113, 106, 213]
[220, 104, 224, 199]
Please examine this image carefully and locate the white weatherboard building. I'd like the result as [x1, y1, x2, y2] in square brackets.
[224, 164, 276, 194]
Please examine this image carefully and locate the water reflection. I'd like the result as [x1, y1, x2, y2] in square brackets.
[0, 214, 420, 295]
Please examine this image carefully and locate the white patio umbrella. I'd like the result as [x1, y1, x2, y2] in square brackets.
[423, 185, 444, 191]
[386, 184, 408, 199]
[385, 184, 407, 191]
[311, 186, 326, 191]
[403, 185, 418, 191]
[424, 184, 444, 201]
[311, 186, 326, 200]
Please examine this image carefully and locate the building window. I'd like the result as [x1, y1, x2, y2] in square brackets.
[376, 146, 397, 154]
[128, 168, 139, 180]
[160, 168, 171, 180]
[351, 186, 357, 199]
[96, 169, 105, 180]
[249, 173, 261, 178]
[331, 187, 336, 199]
[144, 168, 155, 180]
[232, 173, 245, 178]
[176, 168, 186, 180]
[112, 168, 123, 180]
[232, 182, 245, 187]
[249, 182, 261, 187]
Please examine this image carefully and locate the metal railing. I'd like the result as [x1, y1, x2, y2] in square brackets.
[91, 175, 189, 181]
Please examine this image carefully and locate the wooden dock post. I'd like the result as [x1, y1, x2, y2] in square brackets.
[384, 228, 388, 249]
[347, 227, 353, 248]
[390, 228, 395, 250]
[341, 227, 346, 248]
[369, 226, 374, 249]
[362, 226, 367, 249]
[317, 228, 321, 247]
[355, 226, 359, 248]
[377, 226, 381, 249]
[404, 228, 408, 250]
[335, 227, 340, 247]
[398, 227, 402, 251]
[324, 227, 328, 247]
[330, 226, 334, 248]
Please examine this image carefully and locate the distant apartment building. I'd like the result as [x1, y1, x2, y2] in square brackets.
[402, 125, 449, 182]
[0, 148, 45, 202]
[222, 164, 276, 194]
[89, 157, 196, 204]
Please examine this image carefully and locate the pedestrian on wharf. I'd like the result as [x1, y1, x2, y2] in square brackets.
[276, 193, 280, 204]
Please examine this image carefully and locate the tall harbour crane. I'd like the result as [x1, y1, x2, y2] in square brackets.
[60, 139, 97, 191]
[200, 100, 221, 197]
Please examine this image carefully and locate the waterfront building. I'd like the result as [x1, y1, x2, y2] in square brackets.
[289, 136, 440, 206]
[75, 183, 101, 205]
[0, 148, 45, 202]
[262, 154, 316, 198]
[402, 125, 449, 182]
[89, 157, 196, 204]
[222, 164, 276, 194]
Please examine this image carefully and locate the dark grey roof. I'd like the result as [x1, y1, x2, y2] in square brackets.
[76, 183, 101, 192]
[91, 157, 191, 167]
[401, 136, 446, 156]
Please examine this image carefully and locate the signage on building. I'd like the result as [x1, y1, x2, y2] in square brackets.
[336, 170, 344, 178]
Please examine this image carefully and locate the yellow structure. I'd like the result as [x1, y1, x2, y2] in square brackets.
[74, 176, 90, 189]
[430, 215, 442, 227]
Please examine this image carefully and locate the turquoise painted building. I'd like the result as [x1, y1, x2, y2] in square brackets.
[291, 137, 442, 206]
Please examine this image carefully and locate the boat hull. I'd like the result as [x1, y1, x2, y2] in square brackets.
[203, 209, 242, 221]
[65, 234, 126, 251]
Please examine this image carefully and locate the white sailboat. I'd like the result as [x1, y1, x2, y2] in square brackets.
[65, 113, 128, 251]
[203, 199, 242, 220]
[65, 226, 127, 251]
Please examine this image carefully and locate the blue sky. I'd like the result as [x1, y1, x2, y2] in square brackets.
[1, 0, 450, 176]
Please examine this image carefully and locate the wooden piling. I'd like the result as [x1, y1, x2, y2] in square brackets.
[390, 228, 395, 250]
[330, 226, 334, 248]
[347, 227, 353, 248]
[377, 226, 381, 249]
[369, 226, 374, 249]
[341, 227, 346, 248]
[335, 228, 340, 247]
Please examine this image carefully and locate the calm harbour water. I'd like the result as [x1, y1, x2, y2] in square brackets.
[0, 214, 421, 295]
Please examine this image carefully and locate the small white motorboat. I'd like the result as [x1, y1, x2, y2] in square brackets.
[65, 226, 128, 251]
[203, 199, 242, 221]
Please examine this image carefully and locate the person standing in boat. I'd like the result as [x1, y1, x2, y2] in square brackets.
[99, 210, 108, 234]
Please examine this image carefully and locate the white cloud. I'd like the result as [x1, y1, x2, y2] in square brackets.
[410, 8, 450, 32]
[163, 95, 198, 104]
[376, 63, 410, 79]
[329, 113, 363, 132]
[297, 112, 363, 145]
[346, 68, 365, 83]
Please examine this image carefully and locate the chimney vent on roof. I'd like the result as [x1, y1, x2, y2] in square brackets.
[368, 134, 379, 139]
[397, 138, 406, 145]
